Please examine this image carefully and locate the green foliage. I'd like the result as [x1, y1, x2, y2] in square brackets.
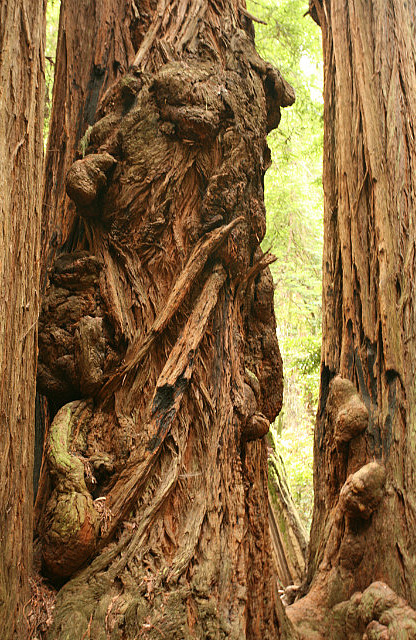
[44, 0, 60, 143]
[248, 0, 323, 529]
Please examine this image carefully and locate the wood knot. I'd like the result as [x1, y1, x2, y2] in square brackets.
[340, 462, 386, 520]
[243, 412, 270, 442]
[66, 152, 116, 213]
[327, 376, 369, 445]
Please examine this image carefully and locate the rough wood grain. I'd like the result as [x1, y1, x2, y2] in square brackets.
[288, 2, 416, 637]
[0, 1, 45, 637]
[37, 1, 292, 638]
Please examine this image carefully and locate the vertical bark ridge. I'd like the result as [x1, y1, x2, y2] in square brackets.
[0, 1, 45, 638]
[289, 1, 416, 638]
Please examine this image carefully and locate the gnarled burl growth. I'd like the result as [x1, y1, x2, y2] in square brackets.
[37, 3, 293, 638]
[288, 457, 388, 637]
[286, 376, 416, 638]
[41, 401, 100, 579]
[331, 582, 416, 639]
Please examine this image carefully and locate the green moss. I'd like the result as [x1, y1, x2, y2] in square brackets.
[80, 125, 93, 157]
[47, 402, 89, 492]
[49, 491, 89, 540]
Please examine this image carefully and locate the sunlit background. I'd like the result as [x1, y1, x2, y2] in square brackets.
[248, 0, 323, 529]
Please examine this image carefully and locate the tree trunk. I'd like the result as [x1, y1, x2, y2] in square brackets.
[288, 2, 416, 637]
[40, 0, 141, 276]
[0, 1, 45, 638]
[37, 1, 295, 638]
[35, 0, 143, 518]
[268, 447, 308, 591]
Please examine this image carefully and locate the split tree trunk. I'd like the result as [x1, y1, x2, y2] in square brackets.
[0, 2, 45, 638]
[288, 2, 416, 638]
[37, 1, 295, 638]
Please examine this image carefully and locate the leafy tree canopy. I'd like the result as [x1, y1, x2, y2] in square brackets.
[248, 0, 323, 528]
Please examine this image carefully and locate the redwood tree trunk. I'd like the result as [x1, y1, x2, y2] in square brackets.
[37, 1, 294, 638]
[288, 2, 416, 637]
[0, 1, 45, 638]
[41, 0, 142, 274]
[35, 0, 143, 520]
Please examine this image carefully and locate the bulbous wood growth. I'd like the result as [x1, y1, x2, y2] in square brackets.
[287, 1, 416, 638]
[37, 1, 294, 637]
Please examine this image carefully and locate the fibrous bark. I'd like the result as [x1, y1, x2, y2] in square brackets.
[37, 1, 294, 638]
[35, 0, 149, 529]
[287, 1, 416, 637]
[41, 0, 142, 275]
[0, 1, 45, 638]
[268, 447, 308, 593]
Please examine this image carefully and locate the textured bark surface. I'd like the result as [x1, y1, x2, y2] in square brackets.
[35, 0, 146, 525]
[268, 448, 308, 592]
[287, 1, 416, 637]
[0, 1, 45, 638]
[37, 1, 294, 638]
[41, 0, 141, 277]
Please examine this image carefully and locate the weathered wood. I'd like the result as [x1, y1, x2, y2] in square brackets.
[0, 1, 45, 637]
[41, 0, 141, 276]
[35, 0, 142, 527]
[288, 1, 416, 637]
[37, 1, 293, 638]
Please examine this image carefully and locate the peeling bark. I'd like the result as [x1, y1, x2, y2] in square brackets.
[0, 1, 45, 638]
[288, 1, 416, 637]
[37, 1, 293, 638]
[41, 0, 141, 275]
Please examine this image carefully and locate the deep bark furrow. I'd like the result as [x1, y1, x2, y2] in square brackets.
[103, 265, 226, 541]
[0, 1, 45, 637]
[100, 218, 242, 398]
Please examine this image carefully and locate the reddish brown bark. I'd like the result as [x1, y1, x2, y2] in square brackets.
[36, 1, 294, 638]
[35, 0, 145, 525]
[287, 1, 416, 637]
[41, 0, 143, 277]
[0, 1, 46, 638]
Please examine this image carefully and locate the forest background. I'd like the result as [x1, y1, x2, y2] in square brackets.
[44, 0, 323, 530]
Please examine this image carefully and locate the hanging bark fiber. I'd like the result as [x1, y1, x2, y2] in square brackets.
[37, 1, 294, 638]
